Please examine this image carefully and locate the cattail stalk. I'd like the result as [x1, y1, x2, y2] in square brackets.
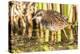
[72, 6, 77, 42]
[68, 5, 74, 42]
[35, 3, 40, 40]
[60, 4, 69, 42]
[27, 2, 33, 39]
[38, 3, 44, 43]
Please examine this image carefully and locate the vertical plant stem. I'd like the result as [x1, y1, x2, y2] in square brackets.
[68, 5, 74, 42]
[60, 4, 69, 42]
[27, 3, 33, 39]
[72, 6, 77, 42]
[27, 14, 32, 39]
[35, 3, 40, 40]
[38, 3, 44, 43]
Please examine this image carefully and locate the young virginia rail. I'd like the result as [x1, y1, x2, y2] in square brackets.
[32, 10, 68, 31]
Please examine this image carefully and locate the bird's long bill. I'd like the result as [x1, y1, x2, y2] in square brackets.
[32, 16, 42, 24]
[32, 17, 37, 20]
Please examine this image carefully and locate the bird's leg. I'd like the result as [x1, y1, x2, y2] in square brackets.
[62, 29, 68, 40]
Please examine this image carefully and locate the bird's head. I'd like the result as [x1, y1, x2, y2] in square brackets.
[32, 10, 45, 23]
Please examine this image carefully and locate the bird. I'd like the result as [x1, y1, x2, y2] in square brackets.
[32, 10, 68, 31]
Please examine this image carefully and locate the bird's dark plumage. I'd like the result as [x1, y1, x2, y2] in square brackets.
[33, 10, 68, 31]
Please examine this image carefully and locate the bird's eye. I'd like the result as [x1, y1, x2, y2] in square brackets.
[37, 13, 42, 16]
